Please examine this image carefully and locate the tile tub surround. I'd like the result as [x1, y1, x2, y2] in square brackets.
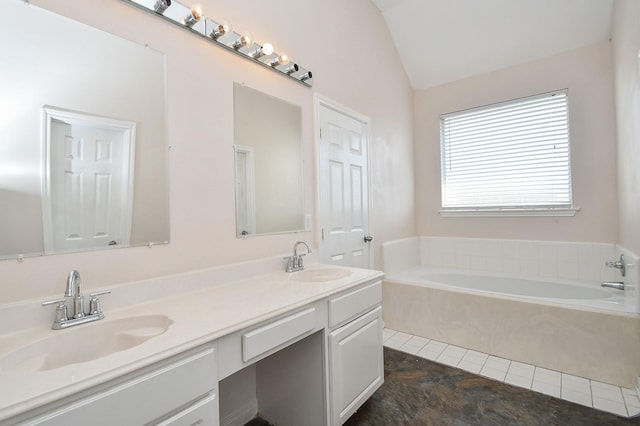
[344, 346, 640, 425]
[383, 236, 626, 283]
[0, 259, 382, 422]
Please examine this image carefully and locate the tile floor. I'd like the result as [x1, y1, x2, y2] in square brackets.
[383, 328, 640, 418]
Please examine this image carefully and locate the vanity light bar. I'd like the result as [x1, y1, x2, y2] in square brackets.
[122, 0, 313, 87]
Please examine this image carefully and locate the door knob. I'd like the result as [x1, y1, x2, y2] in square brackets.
[108, 240, 117, 245]
[364, 235, 373, 243]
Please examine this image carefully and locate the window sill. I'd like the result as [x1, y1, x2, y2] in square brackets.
[438, 207, 580, 218]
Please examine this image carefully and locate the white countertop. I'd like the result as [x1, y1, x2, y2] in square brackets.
[0, 263, 384, 422]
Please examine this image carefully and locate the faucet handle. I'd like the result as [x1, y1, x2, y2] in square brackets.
[283, 256, 295, 272]
[89, 290, 111, 316]
[605, 254, 626, 277]
[42, 298, 69, 324]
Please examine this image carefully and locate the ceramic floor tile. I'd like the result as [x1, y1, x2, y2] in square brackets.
[424, 340, 448, 352]
[562, 373, 591, 393]
[437, 354, 462, 367]
[440, 345, 466, 357]
[385, 333, 412, 348]
[591, 381, 624, 404]
[533, 368, 561, 386]
[457, 359, 484, 374]
[400, 340, 427, 351]
[504, 372, 533, 389]
[437, 346, 466, 365]
[483, 356, 510, 371]
[377, 338, 636, 420]
[347, 347, 635, 425]
[460, 350, 488, 365]
[622, 388, 640, 409]
[627, 405, 640, 417]
[406, 335, 430, 346]
[397, 343, 422, 355]
[479, 366, 508, 382]
[391, 331, 413, 341]
[382, 328, 397, 341]
[384, 339, 404, 350]
[561, 388, 592, 408]
[592, 398, 628, 417]
[531, 380, 561, 398]
[417, 348, 443, 361]
[508, 362, 535, 380]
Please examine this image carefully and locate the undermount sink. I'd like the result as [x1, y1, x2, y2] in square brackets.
[292, 268, 352, 282]
[0, 314, 173, 374]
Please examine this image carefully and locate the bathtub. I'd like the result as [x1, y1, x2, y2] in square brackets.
[389, 267, 626, 311]
[383, 266, 640, 388]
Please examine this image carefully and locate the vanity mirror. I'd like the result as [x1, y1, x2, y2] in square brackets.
[0, 1, 169, 260]
[233, 84, 304, 237]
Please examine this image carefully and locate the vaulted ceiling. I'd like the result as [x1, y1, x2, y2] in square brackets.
[370, 0, 613, 90]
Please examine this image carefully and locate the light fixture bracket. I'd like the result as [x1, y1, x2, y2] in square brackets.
[122, 0, 313, 87]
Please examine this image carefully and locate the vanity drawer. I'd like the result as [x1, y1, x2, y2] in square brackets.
[218, 302, 325, 379]
[23, 345, 217, 426]
[154, 392, 218, 426]
[328, 281, 382, 328]
[243, 307, 317, 362]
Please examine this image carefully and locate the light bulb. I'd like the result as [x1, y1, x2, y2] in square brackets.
[270, 54, 289, 67]
[184, 4, 203, 27]
[210, 21, 230, 39]
[233, 33, 252, 49]
[153, 0, 171, 14]
[253, 43, 274, 58]
[261, 43, 274, 56]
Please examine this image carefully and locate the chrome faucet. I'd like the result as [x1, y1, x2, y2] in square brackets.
[66, 269, 85, 319]
[285, 241, 312, 273]
[605, 254, 626, 277]
[42, 270, 111, 330]
[601, 281, 625, 290]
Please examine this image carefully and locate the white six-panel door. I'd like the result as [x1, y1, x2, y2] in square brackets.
[43, 108, 135, 253]
[318, 102, 371, 269]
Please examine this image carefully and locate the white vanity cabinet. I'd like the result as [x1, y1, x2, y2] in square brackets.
[14, 344, 219, 426]
[327, 280, 383, 426]
[0, 266, 386, 426]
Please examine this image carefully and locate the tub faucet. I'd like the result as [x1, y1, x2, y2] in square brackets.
[284, 241, 312, 272]
[41, 270, 111, 330]
[601, 281, 625, 291]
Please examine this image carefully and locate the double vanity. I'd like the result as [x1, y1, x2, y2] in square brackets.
[0, 260, 384, 426]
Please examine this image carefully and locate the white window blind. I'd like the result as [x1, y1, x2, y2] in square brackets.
[440, 90, 573, 214]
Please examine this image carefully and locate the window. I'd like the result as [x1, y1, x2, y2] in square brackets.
[439, 90, 577, 216]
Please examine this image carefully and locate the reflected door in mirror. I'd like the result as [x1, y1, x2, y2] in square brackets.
[43, 109, 135, 254]
[233, 84, 304, 237]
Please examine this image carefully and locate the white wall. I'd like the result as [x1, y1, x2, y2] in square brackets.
[613, 0, 640, 255]
[0, 0, 415, 303]
[414, 41, 617, 243]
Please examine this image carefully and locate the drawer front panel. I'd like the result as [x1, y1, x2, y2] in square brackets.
[26, 346, 217, 426]
[328, 281, 381, 328]
[242, 307, 316, 362]
[155, 392, 218, 426]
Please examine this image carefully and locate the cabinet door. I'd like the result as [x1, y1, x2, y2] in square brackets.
[329, 306, 383, 426]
